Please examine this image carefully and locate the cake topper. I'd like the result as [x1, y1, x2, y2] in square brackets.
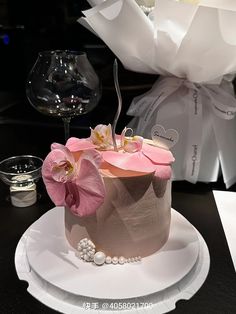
[151, 124, 179, 149]
[112, 59, 122, 151]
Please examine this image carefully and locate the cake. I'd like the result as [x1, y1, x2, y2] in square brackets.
[42, 124, 174, 265]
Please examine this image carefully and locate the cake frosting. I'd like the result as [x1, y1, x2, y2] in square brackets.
[42, 124, 174, 261]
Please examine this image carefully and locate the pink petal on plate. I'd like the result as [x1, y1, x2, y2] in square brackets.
[142, 143, 175, 165]
[102, 151, 156, 173]
[66, 137, 96, 152]
[70, 158, 105, 217]
[154, 165, 172, 180]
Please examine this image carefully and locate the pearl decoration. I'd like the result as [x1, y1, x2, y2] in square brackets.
[93, 251, 106, 266]
[77, 238, 142, 266]
[105, 256, 112, 264]
[118, 256, 125, 264]
[87, 251, 94, 258]
[78, 238, 96, 262]
[83, 254, 90, 261]
[112, 256, 118, 264]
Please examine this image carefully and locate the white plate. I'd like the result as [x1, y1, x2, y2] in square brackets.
[15, 208, 210, 313]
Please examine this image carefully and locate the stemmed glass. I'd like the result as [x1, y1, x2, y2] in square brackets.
[26, 50, 101, 141]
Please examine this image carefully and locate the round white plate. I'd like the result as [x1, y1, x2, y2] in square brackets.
[15, 208, 210, 313]
[26, 207, 199, 299]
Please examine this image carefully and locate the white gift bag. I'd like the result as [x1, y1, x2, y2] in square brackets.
[79, 0, 236, 186]
[127, 76, 236, 187]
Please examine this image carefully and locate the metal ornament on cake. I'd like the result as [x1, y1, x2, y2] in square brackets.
[112, 58, 122, 151]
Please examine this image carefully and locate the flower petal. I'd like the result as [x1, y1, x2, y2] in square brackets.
[43, 177, 67, 206]
[123, 136, 143, 153]
[90, 124, 113, 149]
[102, 151, 156, 172]
[66, 137, 96, 152]
[142, 143, 175, 165]
[154, 165, 172, 180]
[81, 149, 102, 168]
[64, 181, 81, 211]
[70, 158, 105, 217]
[42, 154, 67, 205]
[51, 142, 67, 151]
[42, 147, 75, 178]
[42, 145, 77, 205]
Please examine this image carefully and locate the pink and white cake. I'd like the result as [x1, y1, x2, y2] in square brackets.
[42, 124, 174, 265]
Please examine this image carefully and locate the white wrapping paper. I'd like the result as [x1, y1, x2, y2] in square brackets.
[79, 0, 236, 187]
[127, 76, 236, 186]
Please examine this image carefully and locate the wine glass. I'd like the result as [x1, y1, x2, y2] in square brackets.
[26, 50, 101, 141]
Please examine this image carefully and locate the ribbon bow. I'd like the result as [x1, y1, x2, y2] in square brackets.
[127, 76, 236, 185]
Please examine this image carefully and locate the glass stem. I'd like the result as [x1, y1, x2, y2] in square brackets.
[63, 117, 71, 142]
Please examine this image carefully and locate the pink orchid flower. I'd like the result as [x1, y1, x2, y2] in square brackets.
[42, 144, 105, 217]
[102, 141, 174, 179]
[65, 132, 175, 180]
[120, 127, 144, 153]
[90, 124, 113, 149]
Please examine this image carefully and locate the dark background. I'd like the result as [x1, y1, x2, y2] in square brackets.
[0, 0, 156, 160]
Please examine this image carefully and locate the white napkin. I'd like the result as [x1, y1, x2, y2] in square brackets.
[213, 190, 236, 272]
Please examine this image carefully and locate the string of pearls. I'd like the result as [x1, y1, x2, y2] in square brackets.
[77, 238, 142, 266]
[140, 5, 154, 14]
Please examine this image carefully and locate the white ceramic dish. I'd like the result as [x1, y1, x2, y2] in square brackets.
[15, 207, 210, 313]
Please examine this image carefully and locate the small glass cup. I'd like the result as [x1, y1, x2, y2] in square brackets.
[0, 155, 43, 207]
